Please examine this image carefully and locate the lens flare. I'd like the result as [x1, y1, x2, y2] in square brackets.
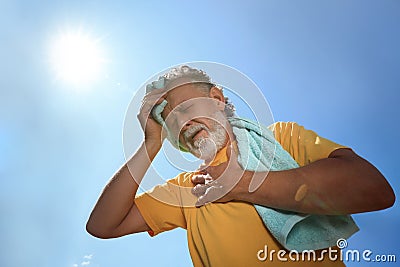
[49, 30, 105, 85]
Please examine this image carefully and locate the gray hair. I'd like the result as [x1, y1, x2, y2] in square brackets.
[161, 65, 236, 117]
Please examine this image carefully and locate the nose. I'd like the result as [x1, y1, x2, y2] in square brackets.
[179, 116, 195, 133]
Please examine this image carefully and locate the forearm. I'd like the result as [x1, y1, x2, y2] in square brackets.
[86, 141, 160, 235]
[237, 149, 395, 215]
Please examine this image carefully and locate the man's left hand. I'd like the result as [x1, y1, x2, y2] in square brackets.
[191, 144, 248, 207]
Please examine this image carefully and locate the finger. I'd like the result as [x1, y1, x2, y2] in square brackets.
[143, 89, 168, 101]
[191, 184, 209, 197]
[195, 195, 207, 207]
[196, 192, 214, 207]
[191, 174, 206, 185]
[145, 88, 169, 97]
[192, 173, 214, 185]
[204, 176, 213, 184]
[143, 91, 168, 104]
[195, 185, 223, 207]
[142, 95, 165, 107]
[140, 97, 166, 117]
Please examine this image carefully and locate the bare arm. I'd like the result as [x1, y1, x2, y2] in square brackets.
[86, 89, 167, 238]
[86, 142, 160, 238]
[194, 146, 395, 215]
[236, 148, 395, 214]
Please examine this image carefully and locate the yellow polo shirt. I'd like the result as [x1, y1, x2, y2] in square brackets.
[135, 122, 348, 266]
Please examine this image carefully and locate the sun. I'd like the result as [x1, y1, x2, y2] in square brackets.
[49, 30, 105, 85]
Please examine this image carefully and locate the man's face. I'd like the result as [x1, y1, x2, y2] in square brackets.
[161, 83, 229, 160]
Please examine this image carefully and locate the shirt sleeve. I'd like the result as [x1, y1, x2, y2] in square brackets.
[268, 121, 349, 166]
[134, 175, 187, 237]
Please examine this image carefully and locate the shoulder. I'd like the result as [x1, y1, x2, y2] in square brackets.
[268, 121, 301, 132]
[267, 121, 304, 140]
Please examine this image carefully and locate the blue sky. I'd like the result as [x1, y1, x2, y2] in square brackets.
[0, 1, 399, 266]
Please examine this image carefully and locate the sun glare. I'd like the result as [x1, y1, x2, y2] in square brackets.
[50, 30, 104, 85]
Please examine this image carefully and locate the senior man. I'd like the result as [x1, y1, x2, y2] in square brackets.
[86, 65, 395, 266]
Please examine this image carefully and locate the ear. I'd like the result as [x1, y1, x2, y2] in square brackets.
[209, 86, 225, 111]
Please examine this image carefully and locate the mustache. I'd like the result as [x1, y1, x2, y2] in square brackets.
[183, 124, 208, 141]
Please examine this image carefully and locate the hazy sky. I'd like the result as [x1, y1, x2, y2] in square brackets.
[1, 1, 399, 266]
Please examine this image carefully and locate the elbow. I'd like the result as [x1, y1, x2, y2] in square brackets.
[373, 178, 396, 211]
[381, 185, 396, 210]
[86, 220, 114, 239]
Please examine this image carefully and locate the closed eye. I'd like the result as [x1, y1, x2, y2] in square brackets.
[177, 104, 193, 113]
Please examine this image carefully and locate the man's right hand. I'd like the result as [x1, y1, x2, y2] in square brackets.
[137, 89, 168, 147]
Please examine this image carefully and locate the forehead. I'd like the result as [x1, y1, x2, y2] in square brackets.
[165, 83, 207, 108]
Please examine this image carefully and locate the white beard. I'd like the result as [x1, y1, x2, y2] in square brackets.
[183, 115, 228, 160]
